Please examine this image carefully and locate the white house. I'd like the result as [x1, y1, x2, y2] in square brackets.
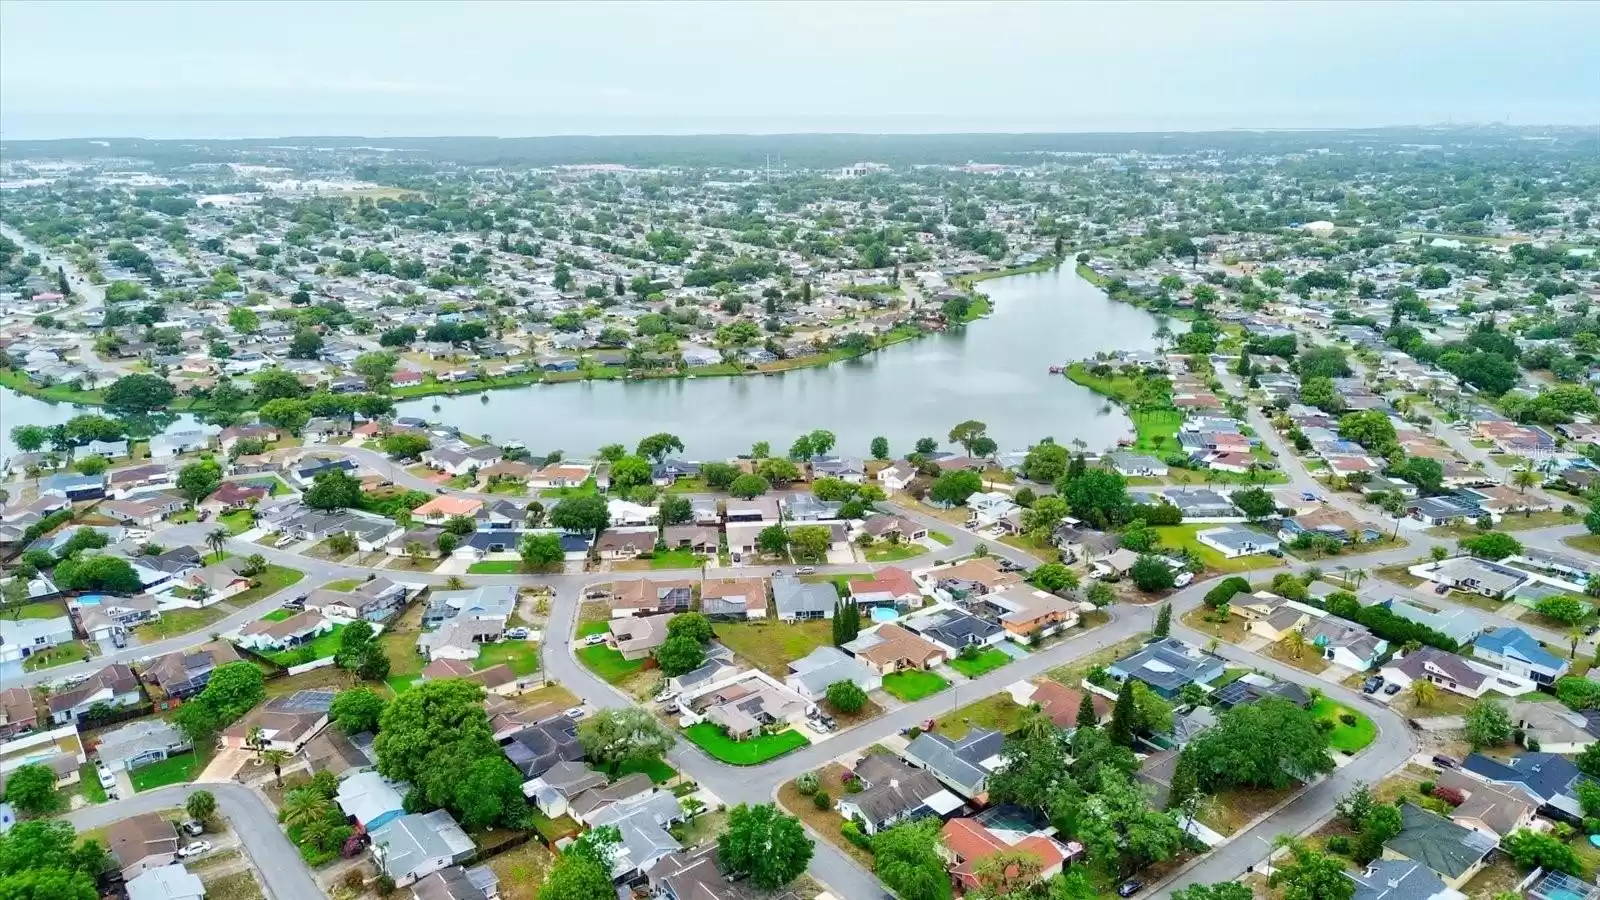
[1195, 526, 1280, 559]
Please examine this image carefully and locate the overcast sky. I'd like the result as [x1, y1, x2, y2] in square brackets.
[2, 0, 1596, 139]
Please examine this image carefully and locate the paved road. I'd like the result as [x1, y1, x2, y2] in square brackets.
[66, 782, 318, 900]
[0, 225, 127, 377]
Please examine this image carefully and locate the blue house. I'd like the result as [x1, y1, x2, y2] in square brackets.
[39, 472, 107, 502]
[1472, 627, 1569, 685]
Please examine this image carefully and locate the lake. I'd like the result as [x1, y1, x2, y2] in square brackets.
[0, 267, 1174, 462]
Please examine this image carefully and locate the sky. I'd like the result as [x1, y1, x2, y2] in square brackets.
[2, 0, 1597, 140]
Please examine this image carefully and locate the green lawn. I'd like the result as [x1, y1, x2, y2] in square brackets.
[477, 640, 541, 676]
[169, 509, 198, 524]
[540, 479, 599, 499]
[1154, 524, 1282, 573]
[606, 758, 677, 784]
[948, 647, 1014, 678]
[263, 623, 346, 666]
[131, 752, 201, 791]
[577, 644, 646, 683]
[76, 763, 108, 805]
[1311, 698, 1376, 753]
[222, 563, 306, 609]
[8, 600, 68, 620]
[714, 619, 835, 676]
[136, 606, 227, 640]
[576, 621, 612, 638]
[218, 509, 254, 535]
[683, 724, 808, 765]
[650, 549, 708, 570]
[929, 531, 955, 546]
[1565, 534, 1600, 555]
[261, 609, 294, 622]
[467, 560, 526, 574]
[882, 670, 950, 701]
[863, 542, 928, 563]
[939, 694, 1031, 740]
[23, 640, 90, 671]
[1132, 408, 1185, 454]
[322, 579, 363, 592]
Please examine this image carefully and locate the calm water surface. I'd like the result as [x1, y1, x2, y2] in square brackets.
[0, 268, 1174, 461]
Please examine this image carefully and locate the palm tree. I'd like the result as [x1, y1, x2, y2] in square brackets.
[204, 527, 228, 561]
[280, 789, 332, 828]
[1410, 679, 1438, 709]
[1512, 467, 1540, 495]
[259, 748, 290, 786]
[1347, 568, 1368, 591]
[1570, 626, 1584, 661]
[1283, 630, 1307, 660]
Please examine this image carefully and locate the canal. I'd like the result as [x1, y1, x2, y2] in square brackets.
[1, 267, 1175, 461]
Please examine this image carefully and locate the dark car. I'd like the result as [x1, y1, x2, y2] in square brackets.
[1384, 682, 1402, 695]
[1362, 676, 1383, 694]
[1432, 754, 1458, 769]
[1117, 880, 1144, 898]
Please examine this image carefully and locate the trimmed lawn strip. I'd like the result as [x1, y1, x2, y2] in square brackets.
[468, 560, 525, 574]
[882, 670, 950, 701]
[576, 620, 611, 638]
[947, 647, 1013, 678]
[131, 751, 201, 791]
[476, 640, 541, 676]
[577, 643, 646, 683]
[683, 723, 807, 765]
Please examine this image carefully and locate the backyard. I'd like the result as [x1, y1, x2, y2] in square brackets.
[882, 670, 950, 702]
[262, 623, 347, 666]
[714, 619, 834, 677]
[683, 723, 808, 765]
[1155, 524, 1282, 573]
[948, 647, 1014, 678]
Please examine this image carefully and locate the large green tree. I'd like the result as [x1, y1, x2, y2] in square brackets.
[576, 708, 675, 772]
[104, 373, 176, 413]
[872, 818, 946, 900]
[1185, 698, 1333, 791]
[717, 803, 813, 889]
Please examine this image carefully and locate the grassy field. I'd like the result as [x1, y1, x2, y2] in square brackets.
[222, 563, 305, 609]
[714, 619, 834, 677]
[1179, 607, 1250, 644]
[217, 509, 254, 535]
[1132, 409, 1185, 454]
[683, 723, 808, 765]
[576, 620, 612, 638]
[467, 560, 525, 574]
[486, 839, 555, 900]
[606, 757, 677, 784]
[577, 644, 647, 682]
[321, 578, 363, 592]
[131, 752, 200, 791]
[882, 670, 950, 701]
[863, 541, 928, 563]
[948, 647, 1013, 678]
[8, 600, 68, 620]
[1310, 698, 1376, 752]
[477, 640, 540, 676]
[1566, 534, 1600, 555]
[938, 693, 1030, 740]
[262, 623, 346, 666]
[1268, 638, 1329, 674]
[137, 607, 227, 640]
[1154, 524, 1282, 573]
[651, 549, 708, 569]
[777, 763, 876, 870]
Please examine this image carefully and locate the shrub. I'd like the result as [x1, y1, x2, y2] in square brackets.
[1419, 796, 1453, 816]
[1419, 781, 1435, 796]
[1325, 835, 1352, 855]
[844, 777, 863, 794]
[813, 790, 832, 811]
[841, 820, 872, 850]
[795, 771, 819, 796]
[1431, 786, 1465, 806]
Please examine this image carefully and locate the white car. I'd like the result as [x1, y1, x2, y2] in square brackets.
[177, 841, 213, 859]
[795, 566, 816, 575]
[504, 627, 530, 640]
[96, 767, 115, 790]
[565, 706, 587, 719]
[584, 634, 607, 646]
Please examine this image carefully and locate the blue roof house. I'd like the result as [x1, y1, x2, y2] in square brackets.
[1473, 627, 1568, 685]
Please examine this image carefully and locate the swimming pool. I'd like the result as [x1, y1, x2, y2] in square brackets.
[870, 607, 899, 624]
[76, 595, 106, 606]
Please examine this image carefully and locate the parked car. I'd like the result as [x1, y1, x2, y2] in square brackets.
[1362, 676, 1383, 694]
[1434, 583, 1450, 595]
[177, 841, 212, 859]
[504, 627, 530, 640]
[565, 706, 587, 719]
[96, 767, 116, 790]
[1174, 571, 1194, 587]
[1301, 491, 1319, 502]
[584, 634, 607, 646]
[795, 566, 816, 575]
[180, 820, 205, 837]
[1117, 880, 1144, 898]
[1384, 683, 1402, 696]
[1432, 754, 1458, 769]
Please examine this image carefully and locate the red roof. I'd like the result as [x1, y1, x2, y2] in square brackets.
[942, 819, 1065, 889]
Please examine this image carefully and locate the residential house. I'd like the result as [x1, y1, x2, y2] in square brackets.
[1382, 803, 1497, 889]
[183, 562, 253, 602]
[139, 641, 242, 699]
[0, 616, 74, 665]
[1195, 525, 1281, 559]
[590, 791, 686, 881]
[700, 577, 768, 620]
[1305, 617, 1389, 672]
[784, 646, 882, 703]
[1436, 768, 1536, 839]
[1108, 452, 1168, 477]
[610, 579, 695, 617]
[1385, 599, 1487, 647]
[689, 675, 806, 741]
[1381, 646, 1532, 699]
[411, 494, 484, 525]
[1228, 592, 1319, 642]
[39, 472, 107, 501]
[422, 584, 516, 628]
[126, 865, 205, 900]
[421, 445, 503, 477]
[1461, 751, 1593, 821]
[593, 526, 659, 559]
[842, 623, 946, 674]
[1473, 627, 1569, 685]
[48, 663, 141, 725]
[370, 809, 476, 887]
[304, 577, 409, 623]
[941, 816, 1075, 895]
[410, 866, 501, 900]
[1343, 859, 1459, 900]
[503, 717, 583, 783]
[98, 497, 184, 527]
[1278, 508, 1383, 545]
[837, 752, 963, 835]
[0, 688, 37, 740]
[106, 812, 180, 879]
[772, 576, 836, 622]
[877, 463, 916, 493]
[609, 614, 674, 660]
[416, 617, 503, 662]
[849, 566, 922, 609]
[1211, 673, 1312, 710]
[1425, 557, 1528, 599]
[1407, 497, 1479, 527]
[525, 760, 609, 818]
[77, 594, 161, 642]
[236, 610, 333, 652]
[335, 770, 408, 833]
[859, 514, 929, 544]
[96, 719, 191, 774]
[902, 606, 1005, 656]
[1008, 679, 1112, 729]
[219, 690, 333, 753]
[1505, 701, 1600, 754]
[903, 728, 1006, 799]
[977, 585, 1081, 642]
[1107, 638, 1227, 699]
[966, 492, 1020, 531]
